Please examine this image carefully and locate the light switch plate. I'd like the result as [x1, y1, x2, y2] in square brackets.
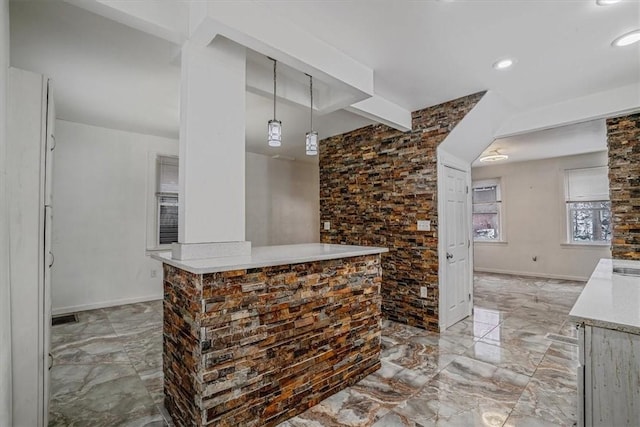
[420, 286, 428, 298]
[323, 221, 331, 230]
[417, 220, 431, 231]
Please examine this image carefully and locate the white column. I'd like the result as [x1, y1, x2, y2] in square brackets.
[0, 0, 13, 425]
[175, 37, 249, 260]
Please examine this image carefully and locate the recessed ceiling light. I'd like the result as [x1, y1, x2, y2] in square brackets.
[612, 30, 640, 47]
[492, 58, 514, 70]
[596, 0, 621, 5]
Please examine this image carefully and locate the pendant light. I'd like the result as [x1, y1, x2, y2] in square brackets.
[268, 58, 282, 147]
[305, 74, 318, 156]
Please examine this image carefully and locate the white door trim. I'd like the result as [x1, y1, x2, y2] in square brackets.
[437, 148, 473, 331]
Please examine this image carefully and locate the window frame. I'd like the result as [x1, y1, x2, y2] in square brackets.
[563, 166, 611, 246]
[156, 155, 179, 248]
[472, 178, 505, 243]
[145, 154, 179, 252]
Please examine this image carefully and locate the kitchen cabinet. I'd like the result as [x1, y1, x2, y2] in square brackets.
[576, 323, 640, 426]
[570, 259, 640, 427]
[7, 67, 55, 427]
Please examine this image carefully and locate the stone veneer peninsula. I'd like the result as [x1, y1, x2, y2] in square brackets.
[152, 243, 388, 426]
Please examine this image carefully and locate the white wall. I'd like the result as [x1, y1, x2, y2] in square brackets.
[472, 151, 611, 281]
[52, 120, 178, 314]
[52, 122, 320, 313]
[0, 0, 12, 424]
[246, 153, 319, 247]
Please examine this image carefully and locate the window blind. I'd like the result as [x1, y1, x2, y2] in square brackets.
[158, 156, 179, 194]
[472, 178, 502, 202]
[565, 166, 609, 202]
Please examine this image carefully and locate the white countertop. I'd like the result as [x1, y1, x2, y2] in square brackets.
[150, 243, 388, 274]
[569, 258, 640, 334]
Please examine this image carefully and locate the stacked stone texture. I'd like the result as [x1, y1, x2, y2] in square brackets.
[163, 254, 382, 426]
[607, 112, 640, 260]
[319, 92, 485, 331]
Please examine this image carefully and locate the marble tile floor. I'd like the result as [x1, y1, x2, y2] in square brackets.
[49, 273, 584, 427]
[49, 300, 168, 426]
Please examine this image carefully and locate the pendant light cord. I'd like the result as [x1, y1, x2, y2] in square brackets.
[272, 59, 277, 121]
[308, 74, 313, 130]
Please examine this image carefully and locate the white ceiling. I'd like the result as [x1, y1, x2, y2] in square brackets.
[9, 0, 640, 163]
[10, 1, 182, 138]
[264, 0, 640, 112]
[473, 119, 607, 168]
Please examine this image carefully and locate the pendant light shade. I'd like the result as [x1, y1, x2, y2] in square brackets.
[268, 58, 282, 147]
[268, 119, 282, 147]
[305, 74, 318, 156]
[306, 131, 318, 156]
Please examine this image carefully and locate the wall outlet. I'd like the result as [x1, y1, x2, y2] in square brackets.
[420, 286, 428, 298]
[150, 269, 157, 278]
[417, 220, 431, 231]
[323, 221, 331, 230]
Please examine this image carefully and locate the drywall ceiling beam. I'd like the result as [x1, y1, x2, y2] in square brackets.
[63, 0, 188, 44]
[497, 82, 640, 138]
[65, 0, 412, 127]
[346, 96, 413, 132]
[187, 1, 374, 114]
[244, 54, 328, 113]
[65, 0, 372, 101]
[439, 91, 513, 163]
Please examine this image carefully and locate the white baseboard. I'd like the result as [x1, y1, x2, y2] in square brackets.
[52, 294, 163, 316]
[473, 267, 588, 282]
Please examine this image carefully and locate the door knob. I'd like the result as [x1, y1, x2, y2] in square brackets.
[446, 252, 453, 260]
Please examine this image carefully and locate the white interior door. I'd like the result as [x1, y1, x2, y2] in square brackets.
[443, 165, 471, 328]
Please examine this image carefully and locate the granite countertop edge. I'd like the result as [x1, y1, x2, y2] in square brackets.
[150, 243, 389, 275]
[568, 258, 640, 335]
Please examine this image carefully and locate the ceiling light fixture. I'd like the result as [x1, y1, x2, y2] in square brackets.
[305, 74, 318, 156]
[492, 58, 514, 70]
[267, 58, 282, 147]
[479, 150, 509, 162]
[596, 0, 621, 5]
[612, 29, 640, 47]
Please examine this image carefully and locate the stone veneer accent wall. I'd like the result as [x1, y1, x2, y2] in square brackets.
[607, 112, 640, 260]
[319, 92, 484, 331]
[163, 255, 382, 426]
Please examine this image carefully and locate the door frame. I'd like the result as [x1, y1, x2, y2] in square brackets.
[437, 148, 473, 331]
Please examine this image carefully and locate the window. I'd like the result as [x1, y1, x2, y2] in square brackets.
[472, 179, 502, 241]
[157, 156, 179, 246]
[565, 166, 611, 244]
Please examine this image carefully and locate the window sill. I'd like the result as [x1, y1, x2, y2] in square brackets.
[146, 246, 172, 255]
[560, 242, 611, 249]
